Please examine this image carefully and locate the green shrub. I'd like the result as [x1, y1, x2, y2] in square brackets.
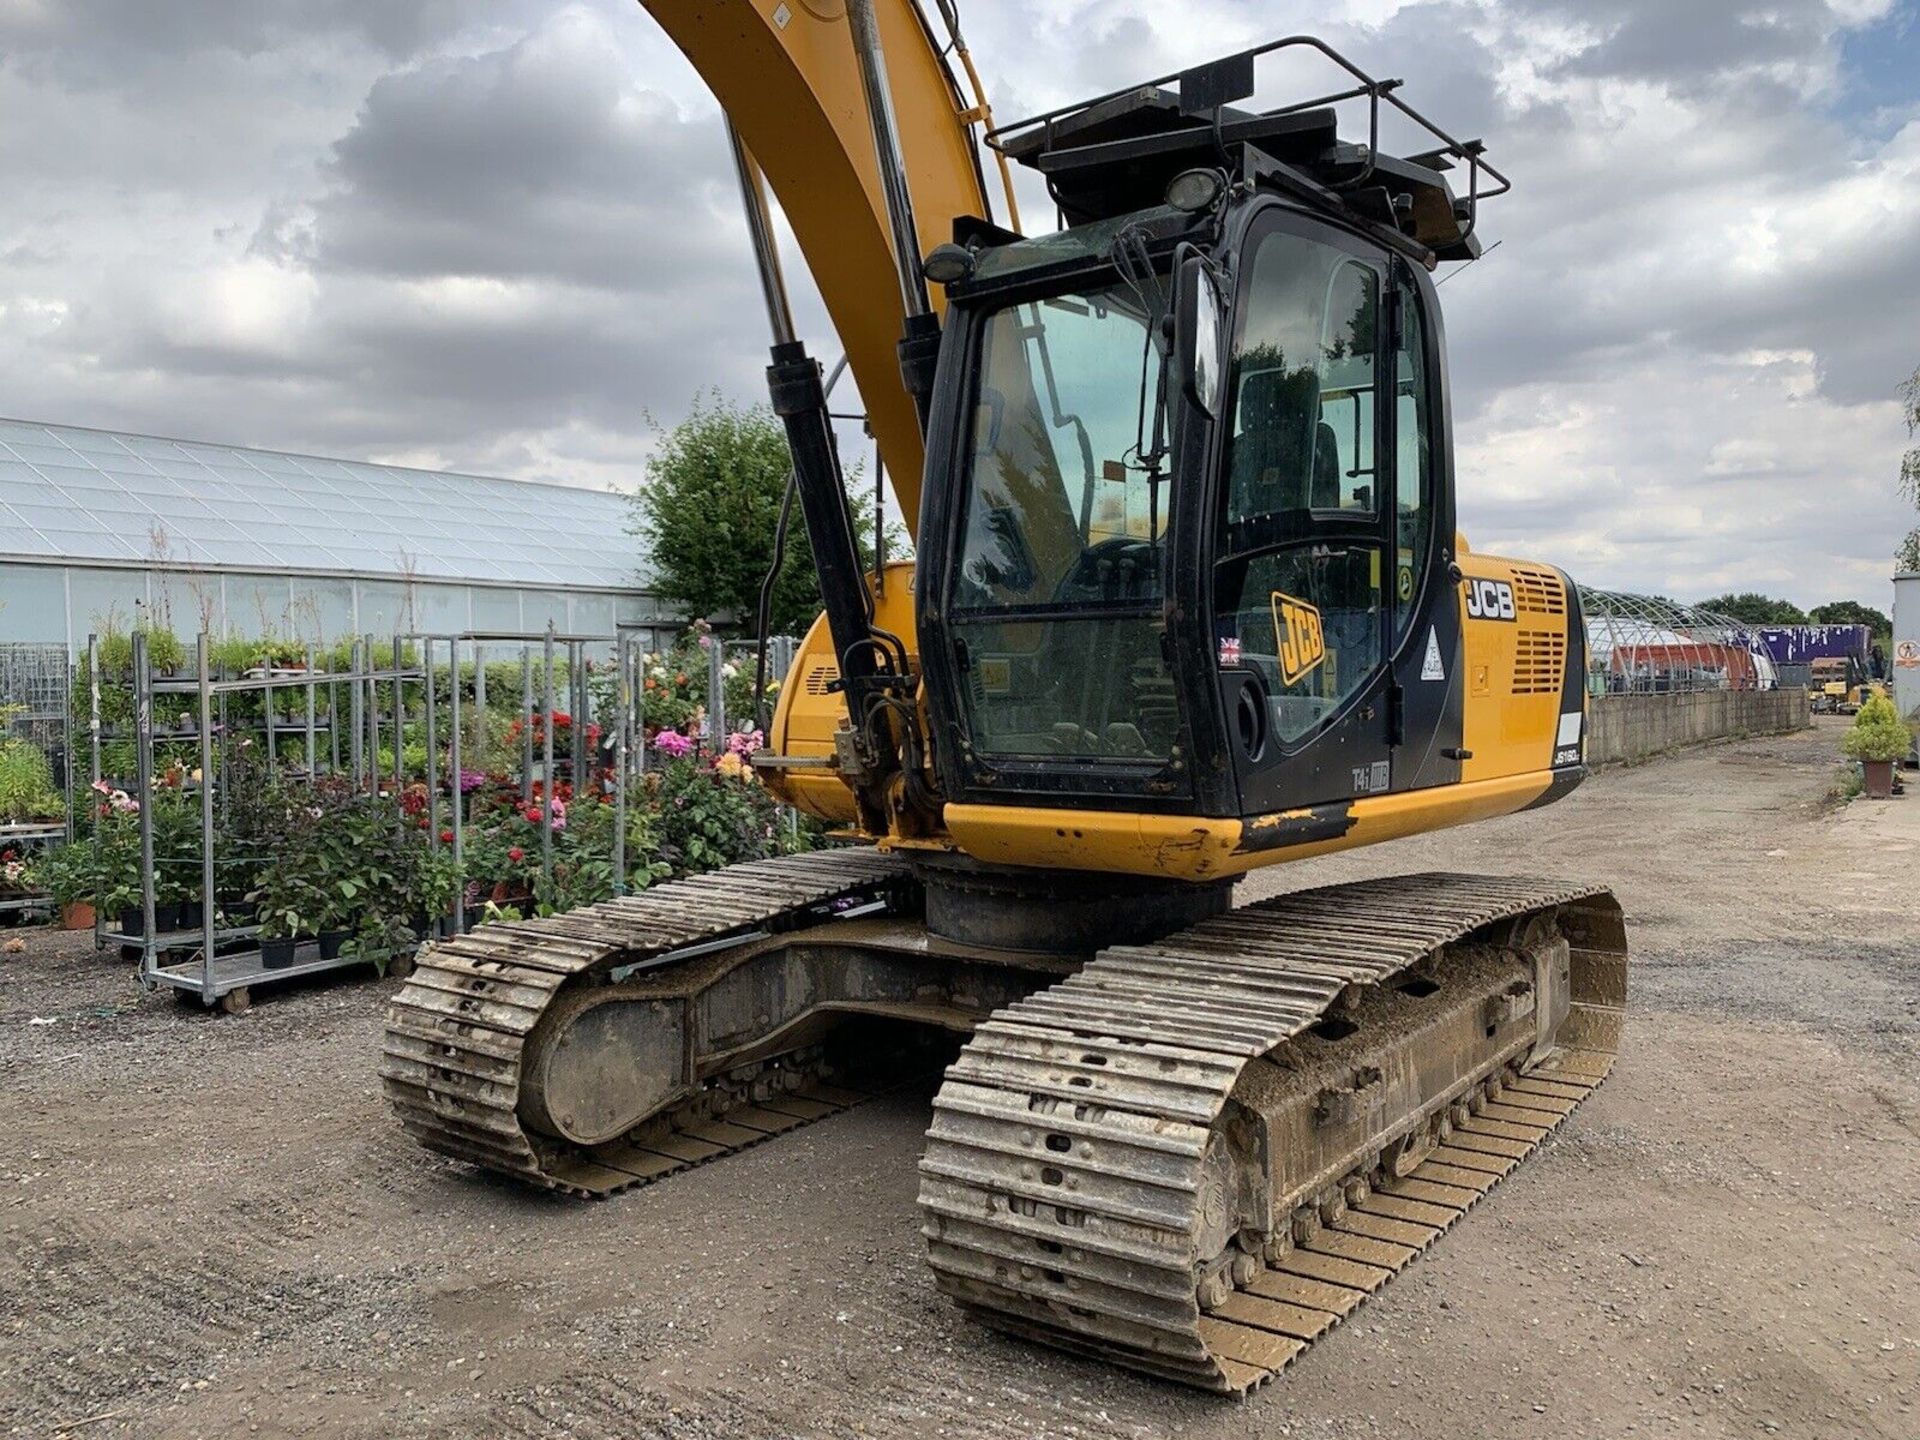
[0, 731, 62, 822]
[652, 757, 782, 874]
[1840, 695, 1914, 763]
[27, 841, 97, 907]
[145, 627, 187, 675]
[96, 623, 185, 676]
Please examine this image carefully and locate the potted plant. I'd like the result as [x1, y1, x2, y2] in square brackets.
[314, 786, 399, 957]
[91, 828, 146, 956]
[252, 865, 325, 969]
[150, 792, 202, 934]
[31, 842, 100, 930]
[409, 845, 465, 942]
[1841, 695, 1915, 799]
[251, 818, 331, 969]
[0, 848, 29, 914]
[344, 910, 415, 974]
[141, 625, 187, 678]
[213, 744, 288, 927]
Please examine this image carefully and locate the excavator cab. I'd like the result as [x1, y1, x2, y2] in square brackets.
[916, 46, 1510, 838]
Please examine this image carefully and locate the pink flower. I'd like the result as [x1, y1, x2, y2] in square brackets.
[652, 730, 694, 758]
[508, 846, 525, 863]
[726, 728, 764, 758]
[90, 779, 111, 796]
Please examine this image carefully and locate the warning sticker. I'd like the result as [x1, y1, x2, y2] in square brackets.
[1421, 626, 1445, 682]
[1896, 640, 1920, 669]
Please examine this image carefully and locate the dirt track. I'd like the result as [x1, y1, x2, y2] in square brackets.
[3, 719, 1917, 1440]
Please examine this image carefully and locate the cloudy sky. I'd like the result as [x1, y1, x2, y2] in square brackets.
[3, 0, 1917, 608]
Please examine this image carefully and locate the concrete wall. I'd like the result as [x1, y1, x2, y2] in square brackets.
[1586, 687, 1809, 767]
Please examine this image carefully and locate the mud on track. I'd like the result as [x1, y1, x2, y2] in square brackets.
[2, 719, 1916, 1439]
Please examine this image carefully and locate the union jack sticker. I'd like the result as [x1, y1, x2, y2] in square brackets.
[1218, 635, 1242, 666]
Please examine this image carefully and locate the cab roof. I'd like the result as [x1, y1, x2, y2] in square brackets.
[989, 36, 1506, 264]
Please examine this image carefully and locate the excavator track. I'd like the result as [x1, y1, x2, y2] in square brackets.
[918, 873, 1627, 1393]
[382, 849, 915, 1198]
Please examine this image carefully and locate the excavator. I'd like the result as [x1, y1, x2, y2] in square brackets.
[383, 0, 1627, 1394]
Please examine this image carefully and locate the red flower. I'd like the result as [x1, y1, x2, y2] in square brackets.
[508, 846, 525, 863]
[524, 807, 542, 824]
[440, 828, 454, 843]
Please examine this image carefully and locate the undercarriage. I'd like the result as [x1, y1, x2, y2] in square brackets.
[382, 850, 1624, 1391]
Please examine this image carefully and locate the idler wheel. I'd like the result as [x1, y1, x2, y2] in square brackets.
[518, 988, 686, 1146]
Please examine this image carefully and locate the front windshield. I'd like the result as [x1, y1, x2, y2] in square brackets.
[949, 280, 1179, 761]
[955, 283, 1169, 611]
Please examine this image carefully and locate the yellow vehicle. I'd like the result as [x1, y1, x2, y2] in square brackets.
[383, 3, 1625, 1394]
[1811, 656, 1886, 714]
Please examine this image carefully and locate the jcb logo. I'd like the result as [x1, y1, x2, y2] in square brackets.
[1464, 578, 1517, 622]
[1269, 592, 1325, 685]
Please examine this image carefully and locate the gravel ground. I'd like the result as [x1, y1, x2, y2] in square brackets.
[2, 718, 1916, 1440]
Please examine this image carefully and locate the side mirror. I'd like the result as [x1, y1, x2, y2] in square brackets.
[1173, 256, 1225, 419]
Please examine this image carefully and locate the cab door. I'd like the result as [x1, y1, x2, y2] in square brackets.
[1209, 216, 1439, 815]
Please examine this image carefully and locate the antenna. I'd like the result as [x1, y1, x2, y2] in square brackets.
[1436, 238, 1502, 286]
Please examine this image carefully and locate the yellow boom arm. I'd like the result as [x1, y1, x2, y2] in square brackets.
[640, 0, 995, 540]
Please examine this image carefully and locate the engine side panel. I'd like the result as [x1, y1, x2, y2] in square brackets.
[1456, 549, 1588, 783]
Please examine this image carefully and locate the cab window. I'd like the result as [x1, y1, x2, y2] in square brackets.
[1392, 279, 1432, 639]
[949, 282, 1178, 759]
[1216, 227, 1385, 745]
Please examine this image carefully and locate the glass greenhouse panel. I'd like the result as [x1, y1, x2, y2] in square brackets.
[355, 580, 409, 637]
[521, 590, 572, 634]
[226, 573, 293, 636]
[67, 567, 150, 644]
[469, 587, 522, 632]
[288, 577, 354, 648]
[571, 593, 615, 637]
[0, 564, 68, 642]
[414, 583, 470, 635]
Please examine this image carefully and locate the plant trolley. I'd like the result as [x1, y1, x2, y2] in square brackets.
[112, 631, 426, 1012]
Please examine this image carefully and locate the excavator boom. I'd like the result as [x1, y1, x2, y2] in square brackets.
[643, 0, 994, 539]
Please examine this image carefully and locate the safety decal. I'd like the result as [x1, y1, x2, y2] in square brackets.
[1421, 626, 1445, 682]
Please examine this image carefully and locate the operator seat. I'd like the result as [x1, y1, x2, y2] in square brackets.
[1228, 366, 1320, 519]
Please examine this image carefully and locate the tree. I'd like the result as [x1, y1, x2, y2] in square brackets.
[1808, 600, 1891, 633]
[630, 395, 890, 637]
[1697, 592, 1808, 625]
[1900, 366, 1920, 573]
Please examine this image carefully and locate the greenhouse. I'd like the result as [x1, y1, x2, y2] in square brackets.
[0, 417, 679, 654]
[1578, 589, 1778, 694]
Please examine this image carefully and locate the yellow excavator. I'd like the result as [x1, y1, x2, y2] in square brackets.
[383, 2, 1627, 1394]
